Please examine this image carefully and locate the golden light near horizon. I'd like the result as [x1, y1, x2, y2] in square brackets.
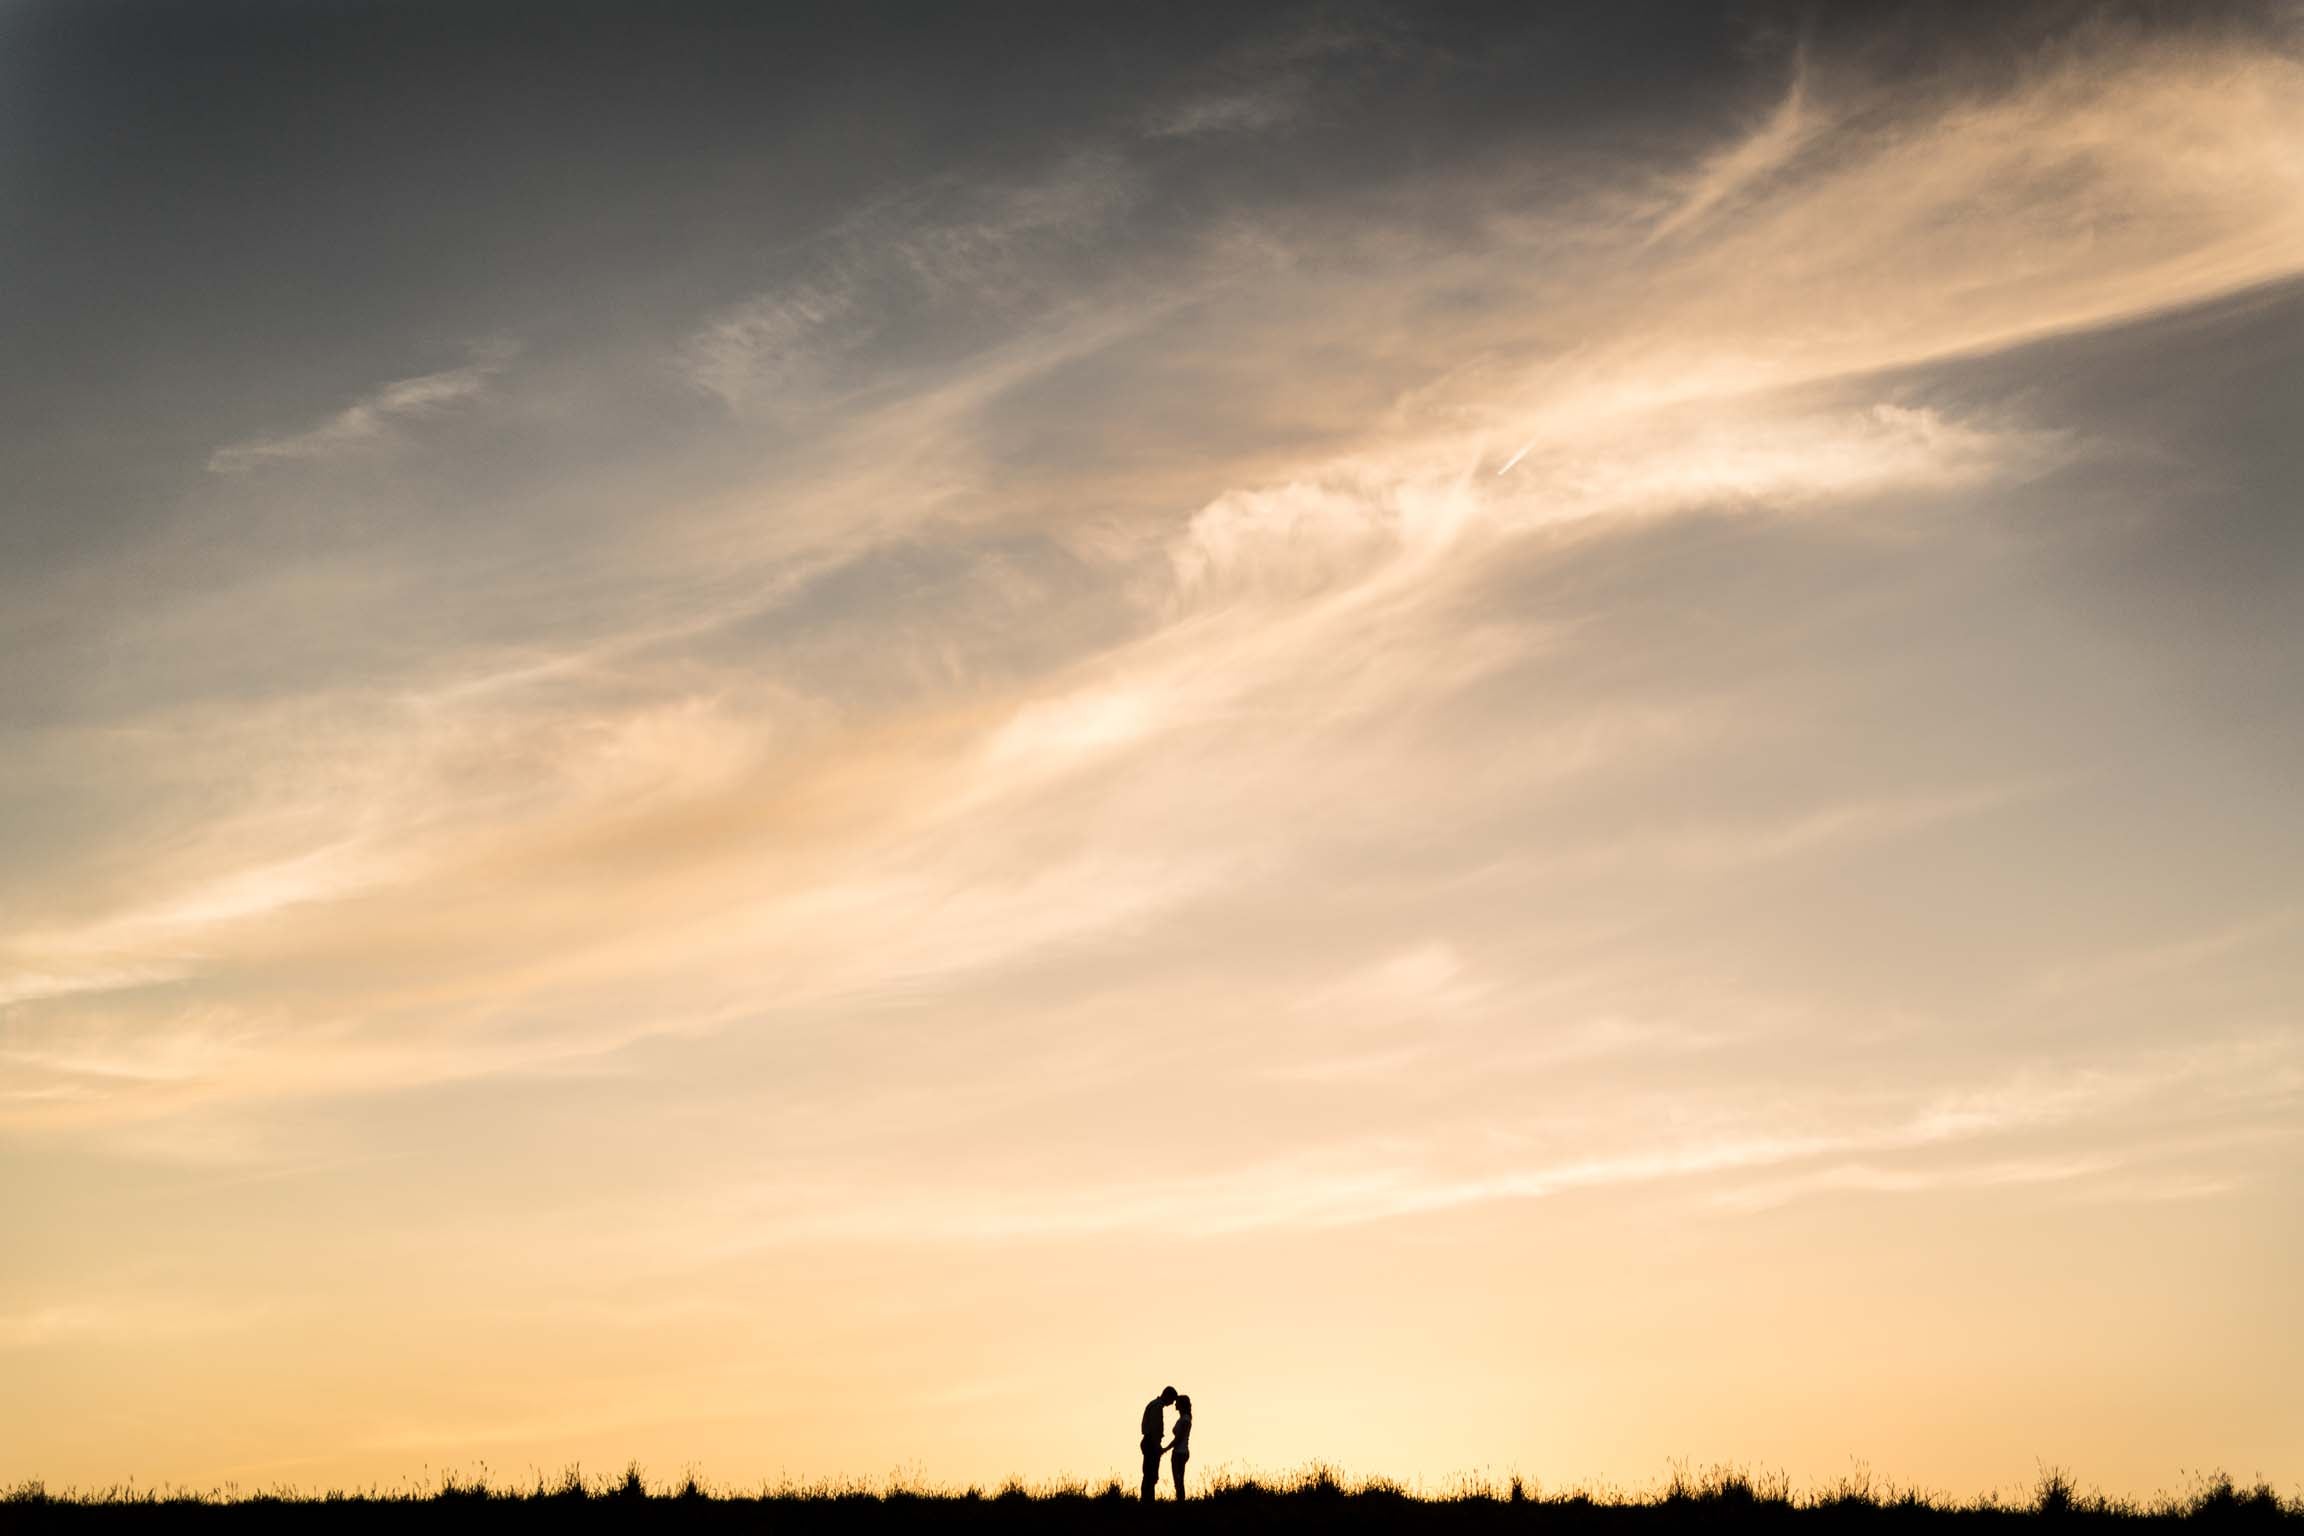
[2, 0, 2300, 1504]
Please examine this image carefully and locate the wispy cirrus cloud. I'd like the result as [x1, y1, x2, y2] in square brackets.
[1142, 15, 1399, 140]
[696, 1038, 2293, 1243]
[1647, 50, 1818, 243]
[679, 155, 1132, 412]
[19, 21, 2304, 1142]
[206, 340, 517, 473]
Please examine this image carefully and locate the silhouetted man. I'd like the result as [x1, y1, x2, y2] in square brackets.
[1139, 1385, 1177, 1501]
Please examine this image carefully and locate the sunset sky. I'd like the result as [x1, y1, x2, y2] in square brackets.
[4, 0, 2301, 1500]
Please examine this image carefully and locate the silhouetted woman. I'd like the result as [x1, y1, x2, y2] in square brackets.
[1165, 1394, 1192, 1500]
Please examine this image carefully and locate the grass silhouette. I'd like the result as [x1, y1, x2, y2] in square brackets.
[3, 1463, 2296, 1531]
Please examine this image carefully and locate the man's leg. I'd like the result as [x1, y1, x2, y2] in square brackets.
[1142, 1453, 1160, 1502]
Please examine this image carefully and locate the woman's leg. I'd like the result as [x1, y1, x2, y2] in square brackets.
[1172, 1455, 1188, 1501]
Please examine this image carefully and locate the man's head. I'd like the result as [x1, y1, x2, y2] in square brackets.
[1160, 1386, 1177, 1405]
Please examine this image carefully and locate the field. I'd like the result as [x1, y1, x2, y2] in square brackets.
[5, 1466, 2296, 1533]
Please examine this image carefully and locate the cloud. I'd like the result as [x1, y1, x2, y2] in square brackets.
[0, 961, 191, 1010]
[1648, 51, 1818, 243]
[205, 340, 517, 473]
[705, 1037, 2299, 1243]
[12, 17, 2304, 1162]
[1295, 941, 1484, 1028]
[0, 1298, 271, 1351]
[1707, 1154, 2120, 1213]
[679, 156, 1133, 412]
[679, 283, 860, 414]
[1144, 10, 1408, 142]
[1618, 33, 2304, 380]
[2027, 908, 2300, 999]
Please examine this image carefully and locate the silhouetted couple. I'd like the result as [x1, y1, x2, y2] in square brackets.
[1138, 1385, 1193, 1502]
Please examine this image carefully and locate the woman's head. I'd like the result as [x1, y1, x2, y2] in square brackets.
[1174, 1395, 1192, 1418]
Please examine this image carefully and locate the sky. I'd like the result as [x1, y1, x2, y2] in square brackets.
[3, 0, 2302, 1501]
